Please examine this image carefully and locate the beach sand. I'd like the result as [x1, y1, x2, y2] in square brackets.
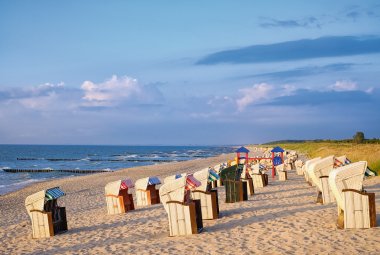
[0, 153, 379, 254]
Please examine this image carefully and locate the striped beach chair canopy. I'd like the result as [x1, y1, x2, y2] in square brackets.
[105, 179, 134, 196]
[120, 179, 135, 190]
[193, 168, 219, 192]
[135, 176, 162, 190]
[25, 187, 66, 216]
[159, 175, 200, 213]
[45, 187, 65, 201]
[185, 174, 201, 191]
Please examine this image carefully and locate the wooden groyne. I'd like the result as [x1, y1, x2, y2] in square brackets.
[2, 168, 113, 174]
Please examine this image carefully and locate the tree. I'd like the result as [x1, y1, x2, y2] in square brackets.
[353, 131, 365, 144]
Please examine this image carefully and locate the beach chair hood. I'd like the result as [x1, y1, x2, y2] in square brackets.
[193, 168, 220, 192]
[328, 161, 367, 210]
[308, 155, 334, 190]
[303, 157, 322, 173]
[25, 187, 65, 217]
[135, 177, 161, 190]
[105, 179, 134, 196]
[159, 175, 201, 213]
[163, 173, 186, 184]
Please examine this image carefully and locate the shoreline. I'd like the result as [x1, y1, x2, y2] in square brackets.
[1, 153, 379, 254]
[0, 144, 236, 195]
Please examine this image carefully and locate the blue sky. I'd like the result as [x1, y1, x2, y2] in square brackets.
[0, 1, 379, 145]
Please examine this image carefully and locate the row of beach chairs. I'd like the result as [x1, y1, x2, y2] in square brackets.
[296, 155, 377, 229]
[24, 157, 274, 238]
[25, 149, 375, 239]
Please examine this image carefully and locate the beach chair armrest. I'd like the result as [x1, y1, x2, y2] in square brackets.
[192, 190, 210, 195]
[166, 201, 187, 206]
[105, 194, 120, 198]
[29, 209, 47, 214]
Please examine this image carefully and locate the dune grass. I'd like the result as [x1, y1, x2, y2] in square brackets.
[269, 142, 380, 174]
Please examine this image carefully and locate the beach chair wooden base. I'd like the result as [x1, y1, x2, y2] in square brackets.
[320, 176, 335, 204]
[30, 210, 54, 238]
[106, 192, 135, 215]
[242, 178, 254, 196]
[166, 200, 203, 236]
[252, 174, 268, 188]
[192, 189, 219, 220]
[29, 206, 68, 238]
[278, 171, 287, 181]
[342, 189, 377, 229]
[224, 180, 247, 203]
[136, 185, 160, 206]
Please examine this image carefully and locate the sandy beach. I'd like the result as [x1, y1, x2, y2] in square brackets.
[1, 153, 379, 255]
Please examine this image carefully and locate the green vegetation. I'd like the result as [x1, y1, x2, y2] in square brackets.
[353, 131, 365, 144]
[264, 141, 380, 174]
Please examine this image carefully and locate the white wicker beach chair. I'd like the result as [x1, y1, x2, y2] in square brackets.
[191, 168, 220, 220]
[275, 163, 287, 181]
[308, 156, 335, 204]
[240, 165, 254, 195]
[211, 163, 226, 187]
[295, 160, 304, 175]
[249, 164, 268, 188]
[135, 177, 161, 207]
[159, 175, 203, 236]
[329, 161, 376, 229]
[105, 179, 135, 215]
[303, 157, 322, 185]
[25, 187, 67, 238]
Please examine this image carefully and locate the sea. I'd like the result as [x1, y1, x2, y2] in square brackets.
[0, 145, 234, 195]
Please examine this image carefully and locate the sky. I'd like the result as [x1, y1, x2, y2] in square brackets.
[0, 0, 380, 145]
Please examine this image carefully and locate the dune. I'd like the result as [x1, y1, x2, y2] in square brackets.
[0, 153, 379, 254]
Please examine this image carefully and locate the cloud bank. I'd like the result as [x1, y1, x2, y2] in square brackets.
[196, 36, 380, 65]
[0, 75, 379, 145]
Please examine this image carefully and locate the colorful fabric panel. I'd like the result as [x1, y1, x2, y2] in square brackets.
[120, 179, 134, 190]
[45, 187, 65, 200]
[334, 159, 344, 168]
[148, 176, 161, 185]
[208, 169, 220, 181]
[185, 175, 201, 191]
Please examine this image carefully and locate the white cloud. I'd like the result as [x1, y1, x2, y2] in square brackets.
[330, 80, 357, 91]
[81, 75, 162, 107]
[236, 83, 273, 111]
[0, 82, 67, 110]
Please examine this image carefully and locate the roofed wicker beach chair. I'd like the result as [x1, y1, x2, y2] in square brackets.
[159, 175, 203, 236]
[135, 176, 161, 207]
[220, 164, 248, 203]
[275, 163, 287, 181]
[303, 157, 322, 185]
[249, 163, 268, 188]
[307, 155, 335, 204]
[210, 163, 227, 187]
[284, 152, 297, 170]
[329, 161, 377, 229]
[295, 160, 304, 175]
[105, 179, 135, 215]
[192, 168, 220, 220]
[25, 187, 68, 238]
[240, 164, 254, 196]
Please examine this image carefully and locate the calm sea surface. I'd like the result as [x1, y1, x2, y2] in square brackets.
[0, 145, 233, 195]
